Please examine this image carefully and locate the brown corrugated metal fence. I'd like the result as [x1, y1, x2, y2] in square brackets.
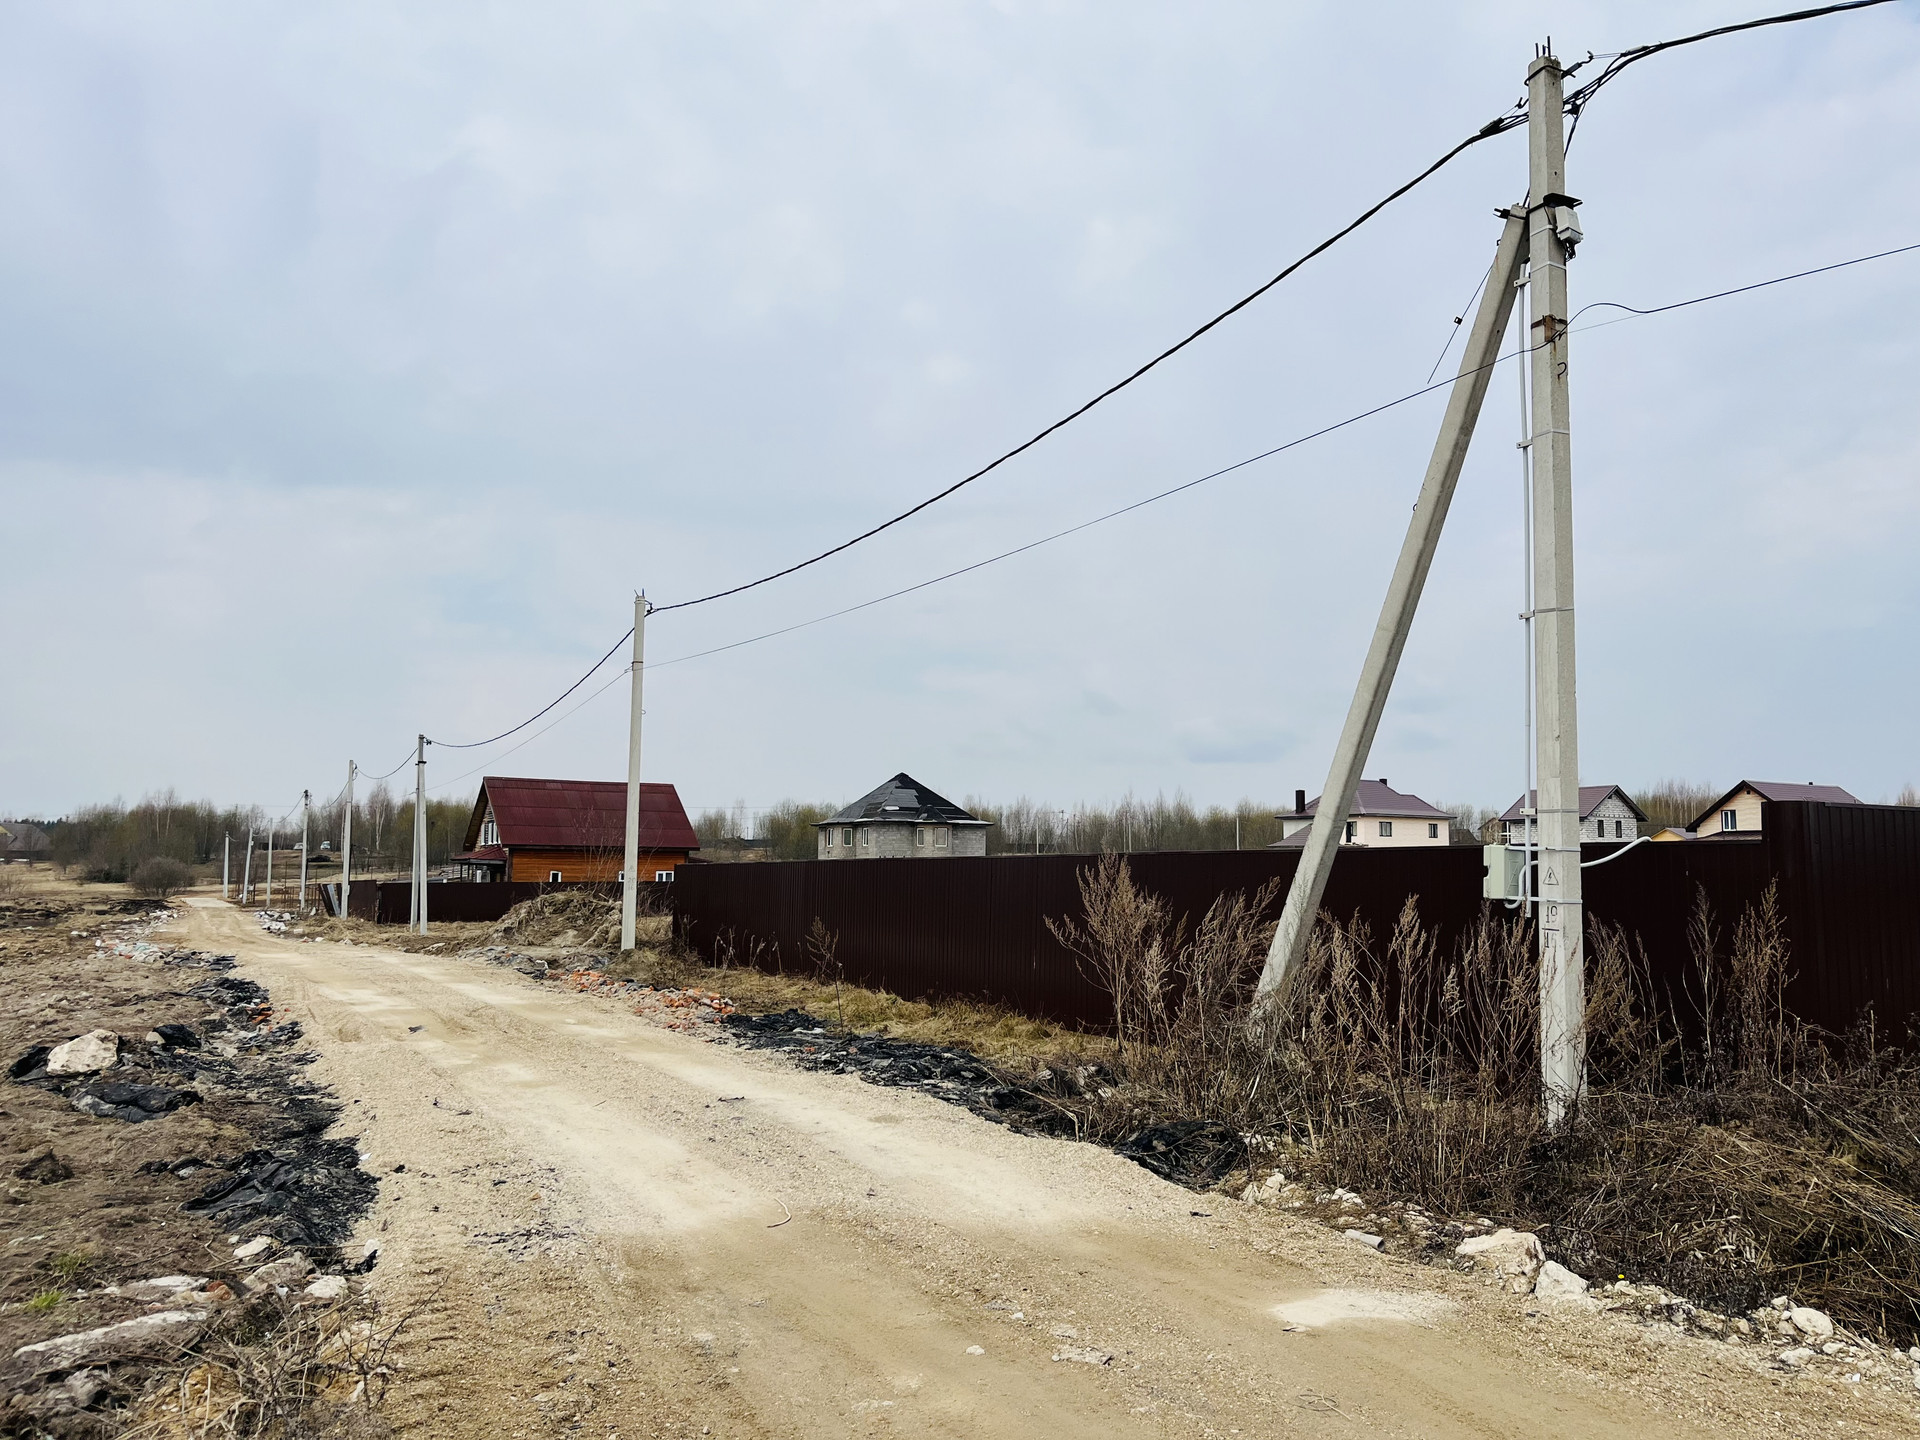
[675, 801, 1920, 1038]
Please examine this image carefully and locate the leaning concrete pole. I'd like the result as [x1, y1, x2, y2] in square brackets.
[620, 594, 650, 952]
[222, 833, 230, 901]
[1254, 206, 1529, 1005]
[242, 825, 255, 905]
[1526, 49, 1586, 1124]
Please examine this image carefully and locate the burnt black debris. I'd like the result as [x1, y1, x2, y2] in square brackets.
[149, 1023, 201, 1049]
[1114, 1120, 1245, 1187]
[70, 1079, 200, 1123]
[721, 1010, 1072, 1135]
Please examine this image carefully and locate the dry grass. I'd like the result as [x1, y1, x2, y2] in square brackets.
[1035, 857, 1920, 1341]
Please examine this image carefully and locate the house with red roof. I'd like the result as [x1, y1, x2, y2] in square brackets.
[453, 776, 699, 883]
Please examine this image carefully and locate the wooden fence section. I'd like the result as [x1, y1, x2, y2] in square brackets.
[674, 801, 1920, 1038]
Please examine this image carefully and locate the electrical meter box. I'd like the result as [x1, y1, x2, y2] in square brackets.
[1483, 843, 1527, 901]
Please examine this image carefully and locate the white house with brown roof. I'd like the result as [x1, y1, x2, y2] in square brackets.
[1687, 780, 1861, 838]
[1272, 779, 1452, 848]
[1499, 785, 1649, 846]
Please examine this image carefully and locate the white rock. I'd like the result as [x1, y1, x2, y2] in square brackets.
[243, 1253, 314, 1292]
[1769, 1296, 1791, 1311]
[232, 1237, 274, 1261]
[1051, 1346, 1113, 1366]
[1454, 1228, 1545, 1293]
[1788, 1306, 1834, 1340]
[1533, 1261, 1590, 1304]
[964, 1345, 985, 1356]
[106, 1275, 207, 1302]
[11, 1310, 209, 1373]
[1343, 1230, 1384, 1250]
[46, 1030, 119, 1075]
[305, 1275, 349, 1300]
[1779, 1347, 1815, 1367]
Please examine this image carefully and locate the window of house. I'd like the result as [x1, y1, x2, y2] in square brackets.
[548, 870, 562, 882]
[1344, 821, 1357, 843]
[1428, 822, 1439, 839]
[616, 871, 624, 883]
[824, 830, 833, 849]
[654, 870, 673, 883]
[1721, 809, 1737, 832]
[842, 827, 854, 847]
[860, 829, 871, 848]
[1379, 821, 1393, 838]
[1615, 819, 1623, 838]
[935, 827, 948, 848]
[916, 827, 927, 846]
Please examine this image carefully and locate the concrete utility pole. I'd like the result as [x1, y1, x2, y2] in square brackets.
[222, 833, 231, 901]
[341, 761, 356, 922]
[300, 789, 311, 914]
[1255, 204, 1530, 1005]
[1526, 48, 1586, 1124]
[266, 818, 275, 909]
[620, 594, 650, 953]
[242, 825, 255, 905]
[412, 735, 429, 936]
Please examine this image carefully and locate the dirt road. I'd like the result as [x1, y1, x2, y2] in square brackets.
[172, 898, 1912, 1439]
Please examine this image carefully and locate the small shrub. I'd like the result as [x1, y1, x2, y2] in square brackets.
[25, 1290, 61, 1313]
[131, 855, 193, 898]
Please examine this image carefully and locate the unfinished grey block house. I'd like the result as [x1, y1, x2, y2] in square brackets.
[815, 773, 992, 860]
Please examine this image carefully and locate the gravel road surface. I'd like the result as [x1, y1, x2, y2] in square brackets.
[174, 897, 1919, 1439]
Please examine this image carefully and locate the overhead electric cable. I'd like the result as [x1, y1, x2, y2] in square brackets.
[407, 235, 1919, 777]
[360, 749, 419, 782]
[646, 236, 1920, 674]
[429, 628, 634, 749]
[649, 106, 1530, 615]
[1564, 0, 1903, 145]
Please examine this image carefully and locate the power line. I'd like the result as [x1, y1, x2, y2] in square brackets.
[1569, 240, 1920, 323]
[649, 108, 1530, 616]
[646, 237, 1920, 674]
[398, 236, 1920, 781]
[429, 628, 634, 749]
[1563, 0, 1903, 146]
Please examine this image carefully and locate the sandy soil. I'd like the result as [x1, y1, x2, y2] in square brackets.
[172, 897, 1920, 1440]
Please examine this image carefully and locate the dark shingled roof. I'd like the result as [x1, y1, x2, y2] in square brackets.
[1687, 780, 1862, 834]
[820, 773, 990, 828]
[463, 777, 698, 853]
[1499, 785, 1650, 825]
[1276, 779, 1451, 822]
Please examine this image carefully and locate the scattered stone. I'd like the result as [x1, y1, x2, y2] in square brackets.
[305, 1275, 349, 1300]
[1343, 1230, 1384, 1251]
[14, 1150, 73, 1184]
[232, 1236, 275, 1261]
[1051, 1346, 1113, 1366]
[10, 1309, 210, 1378]
[1788, 1306, 1834, 1340]
[1534, 1261, 1591, 1304]
[1779, 1347, 1815, 1367]
[46, 1030, 120, 1075]
[243, 1253, 314, 1292]
[1454, 1228, 1545, 1293]
[964, 1345, 985, 1356]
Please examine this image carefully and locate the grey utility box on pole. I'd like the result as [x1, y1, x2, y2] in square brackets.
[1526, 49, 1585, 1123]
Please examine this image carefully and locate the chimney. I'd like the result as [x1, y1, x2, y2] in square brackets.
[1294, 789, 1307, 815]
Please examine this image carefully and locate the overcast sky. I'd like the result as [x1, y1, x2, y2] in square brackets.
[4, 0, 1918, 826]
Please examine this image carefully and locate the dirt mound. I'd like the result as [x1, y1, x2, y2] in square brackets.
[488, 891, 621, 951]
